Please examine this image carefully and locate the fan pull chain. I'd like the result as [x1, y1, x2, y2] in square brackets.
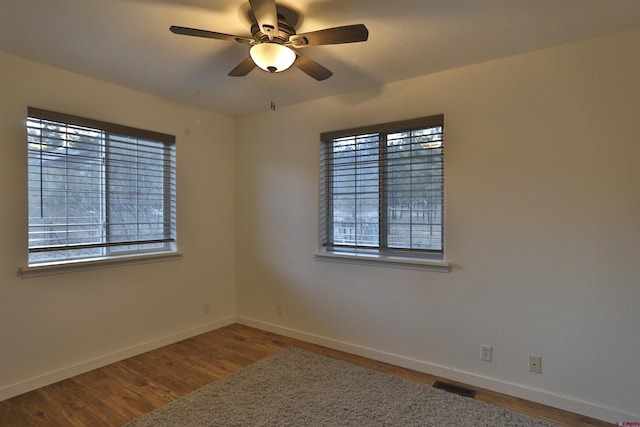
[269, 73, 277, 111]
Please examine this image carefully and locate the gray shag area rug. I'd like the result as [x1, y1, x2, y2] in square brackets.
[125, 347, 559, 426]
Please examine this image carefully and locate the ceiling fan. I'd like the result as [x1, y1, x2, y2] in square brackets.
[170, 0, 369, 81]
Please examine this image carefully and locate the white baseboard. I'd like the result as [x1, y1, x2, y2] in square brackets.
[237, 316, 636, 424]
[0, 316, 235, 402]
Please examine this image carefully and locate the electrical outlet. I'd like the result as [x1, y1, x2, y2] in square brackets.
[203, 303, 210, 314]
[276, 304, 283, 316]
[480, 345, 492, 362]
[529, 355, 542, 373]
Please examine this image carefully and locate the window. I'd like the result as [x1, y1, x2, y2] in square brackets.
[320, 115, 444, 262]
[26, 108, 176, 266]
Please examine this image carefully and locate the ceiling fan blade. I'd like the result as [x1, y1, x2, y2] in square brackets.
[294, 52, 333, 81]
[289, 24, 369, 47]
[170, 26, 253, 44]
[249, 0, 278, 40]
[228, 57, 257, 77]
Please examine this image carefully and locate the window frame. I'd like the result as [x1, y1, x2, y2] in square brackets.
[317, 115, 450, 272]
[23, 107, 178, 273]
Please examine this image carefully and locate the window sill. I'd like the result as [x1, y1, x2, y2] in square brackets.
[19, 251, 182, 278]
[314, 250, 451, 272]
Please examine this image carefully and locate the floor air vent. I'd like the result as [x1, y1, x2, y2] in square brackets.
[433, 381, 476, 398]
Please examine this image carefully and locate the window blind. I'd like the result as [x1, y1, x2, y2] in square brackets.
[320, 115, 444, 259]
[27, 107, 176, 265]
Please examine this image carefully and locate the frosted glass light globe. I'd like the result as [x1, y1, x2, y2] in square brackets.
[250, 43, 296, 73]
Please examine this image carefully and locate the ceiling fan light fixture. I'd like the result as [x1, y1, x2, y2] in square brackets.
[250, 43, 296, 73]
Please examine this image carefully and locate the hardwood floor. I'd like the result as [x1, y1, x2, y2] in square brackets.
[0, 324, 611, 426]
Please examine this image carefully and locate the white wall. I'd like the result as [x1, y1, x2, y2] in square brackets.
[236, 28, 640, 422]
[0, 52, 237, 399]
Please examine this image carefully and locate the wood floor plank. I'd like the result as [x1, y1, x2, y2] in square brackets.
[0, 324, 612, 426]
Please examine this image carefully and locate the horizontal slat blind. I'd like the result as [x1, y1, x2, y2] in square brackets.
[27, 107, 176, 265]
[320, 115, 444, 259]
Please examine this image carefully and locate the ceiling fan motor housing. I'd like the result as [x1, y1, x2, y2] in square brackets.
[250, 19, 304, 46]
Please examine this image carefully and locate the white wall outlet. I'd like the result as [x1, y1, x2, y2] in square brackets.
[480, 345, 492, 362]
[203, 302, 210, 314]
[529, 355, 542, 373]
[276, 304, 283, 316]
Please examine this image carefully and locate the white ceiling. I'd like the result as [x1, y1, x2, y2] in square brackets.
[2, 0, 640, 116]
